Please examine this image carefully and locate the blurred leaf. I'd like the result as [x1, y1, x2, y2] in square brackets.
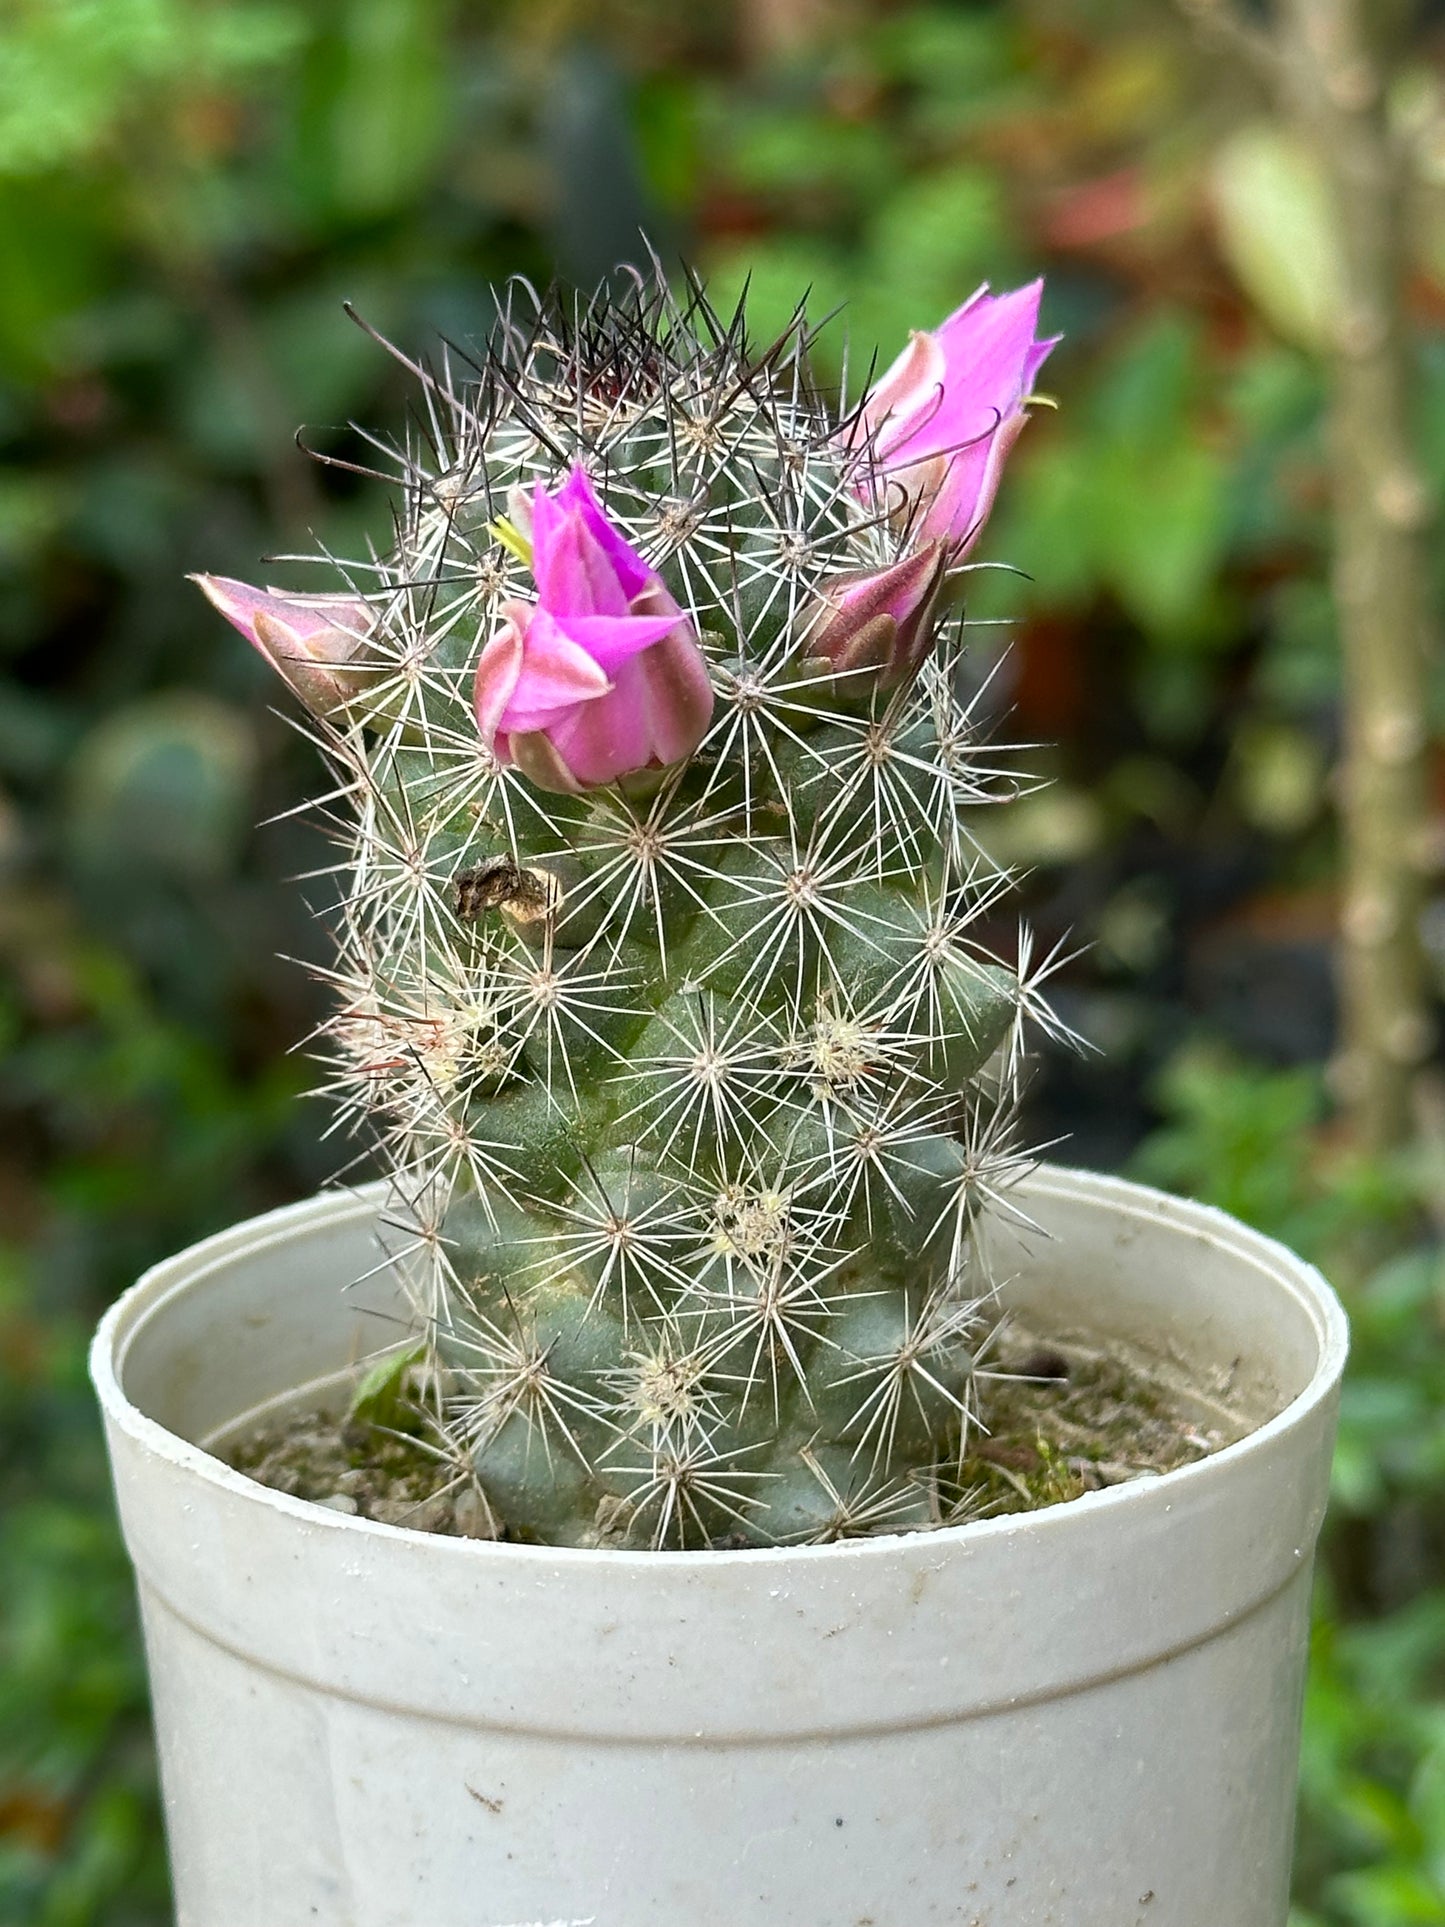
[1097, 436, 1230, 640]
[1087, 317, 1231, 640]
[1412, 340, 1445, 507]
[0, 472, 72, 568]
[1327, 1866, 1445, 1924]
[71, 455, 195, 573]
[542, 40, 656, 288]
[978, 783, 1106, 868]
[1413, 1743, 1445, 1889]
[725, 105, 892, 204]
[1229, 721, 1327, 834]
[1129, 1048, 1334, 1252]
[1256, 580, 1340, 712]
[1070, 34, 1180, 144]
[175, 277, 395, 468]
[0, 0, 303, 176]
[851, 164, 1017, 358]
[879, 6, 1021, 126]
[0, 181, 116, 380]
[0, 688, 72, 783]
[289, 0, 449, 219]
[1335, 1778, 1425, 1857]
[633, 74, 701, 212]
[1209, 123, 1344, 355]
[991, 436, 1098, 605]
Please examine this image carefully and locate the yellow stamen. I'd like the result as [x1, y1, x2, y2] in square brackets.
[1022, 392, 1059, 411]
[489, 516, 534, 568]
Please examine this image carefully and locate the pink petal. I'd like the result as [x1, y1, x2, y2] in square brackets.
[915, 436, 993, 542]
[922, 408, 1028, 552]
[498, 608, 613, 734]
[889, 281, 1047, 467]
[530, 466, 654, 619]
[634, 629, 715, 765]
[861, 330, 949, 459]
[809, 542, 947, 687]
[1022, 333, 1061, 393]
[559, 611, 683, 675]
[506, 728, 586, 795]
[547, 677, 653, 788]
[537, 628, 713, 788]
[190, 574, 371, 654]
[934, 278, 1043, 367]
[531, 506, 633, 620]
[528, 481, 565, 578]
[192, 573, 377, 716]
[473, 612, 527, 746]
[556, 466, 652, 602]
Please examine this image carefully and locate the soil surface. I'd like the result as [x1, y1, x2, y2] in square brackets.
[226, 1323, 1244, 1545]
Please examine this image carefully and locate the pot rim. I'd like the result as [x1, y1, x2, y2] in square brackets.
[91, 1163, 1349, 1572]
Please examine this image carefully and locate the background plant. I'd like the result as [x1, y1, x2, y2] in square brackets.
[5, 0, 1445, 1917]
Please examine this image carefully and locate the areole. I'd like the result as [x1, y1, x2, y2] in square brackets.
[93, 1165, 1346, 1927]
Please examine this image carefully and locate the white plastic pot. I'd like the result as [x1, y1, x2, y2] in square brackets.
[92, 1167, 1347, 1927]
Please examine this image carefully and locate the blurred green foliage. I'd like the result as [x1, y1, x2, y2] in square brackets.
[3, 0, 1445, 1919]
[1129, 1055, 1445, 1927]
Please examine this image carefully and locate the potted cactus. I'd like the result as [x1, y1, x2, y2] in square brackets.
[92, 270, 1346, 1927]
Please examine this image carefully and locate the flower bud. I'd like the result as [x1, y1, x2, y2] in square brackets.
[858, 280, 1059, 555]
[191, 575, 376, 719]
[804, 541, 948, 694]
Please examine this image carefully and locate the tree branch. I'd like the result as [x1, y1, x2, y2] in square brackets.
[1176, 0, 1435, 1149]
[1275, 0, 1436, 1150]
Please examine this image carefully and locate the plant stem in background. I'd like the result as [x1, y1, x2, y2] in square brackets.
[1277, 0, 1435, 1151]
[1182, 0, 1436, 1152]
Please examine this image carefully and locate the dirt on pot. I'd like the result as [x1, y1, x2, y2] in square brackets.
[226, 1321, 1247, 1545]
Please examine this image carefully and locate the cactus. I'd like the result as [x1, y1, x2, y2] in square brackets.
[198, 268, 1067, 1548]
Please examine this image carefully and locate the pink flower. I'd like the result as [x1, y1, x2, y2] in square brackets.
[474, 466, 714, 794]
[805, 541, 948, 693]
[859, 280, 1059, 553]
[191, 575, 376, 718]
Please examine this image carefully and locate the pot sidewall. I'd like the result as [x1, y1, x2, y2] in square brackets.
[92, 1169, 1347, 1927]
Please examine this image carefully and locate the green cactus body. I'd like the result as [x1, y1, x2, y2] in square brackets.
[308, 275, 1052, 1548]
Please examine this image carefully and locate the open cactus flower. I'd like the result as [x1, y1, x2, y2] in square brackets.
[191, 272, 1061, 1550]
[473, 465, 715, 792]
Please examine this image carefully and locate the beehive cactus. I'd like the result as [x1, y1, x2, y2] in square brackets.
[198, 267, 1065, 1548]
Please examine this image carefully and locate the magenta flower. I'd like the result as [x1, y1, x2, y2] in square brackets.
[859, 280, 1059, 553]
[192, 575, 376, 718]
[805, 541, 948, 693]
[474, 466, 714, 794]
